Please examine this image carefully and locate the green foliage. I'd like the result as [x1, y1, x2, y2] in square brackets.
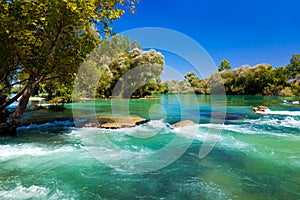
[230, 65, 251, 94]
[218, 59, 231, 72]
[166, 59, 297, 96]
[74, 36, 164, 99]
[147, 79, 166, 94]
[244, 64, 274, 95]
[109, 48, 165, 98]
[206, 72, 225, 94]
[279, 87, 294, 97]
[216, 64, 290, 95]
[0, 0, 138, 132]
[56, 84, 73, 103]
[183, 72, 208, 94]
[220, 70, 235, 94]
[48, 104, 66, 112]
[0, 0, 138, 102]
[290, 80, 300, 96]
[191, 78, 208, 94]
[184, 72, 196, 84]
[73, 34, 141, 98]
[286, 54, 300, 79]
[164, 80, 194, 94]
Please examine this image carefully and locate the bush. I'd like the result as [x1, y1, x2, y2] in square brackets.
[47, 104, 66, 112]
[279, 87, 294, 96]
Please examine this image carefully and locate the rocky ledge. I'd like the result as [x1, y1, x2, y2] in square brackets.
[172, 120, 195, 128]
[253, 106, 269, 113]
[82, 116, 148, 129]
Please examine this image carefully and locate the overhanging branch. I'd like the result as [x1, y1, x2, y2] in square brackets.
[0, 79, 29, 94]
[0, 87, 26, 111]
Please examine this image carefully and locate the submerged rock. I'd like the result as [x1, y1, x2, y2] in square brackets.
[225, 113, 245, 120]
[83, 116, 148, 129]
[253, 106, 269, 113]
[172, 120, 194, 128]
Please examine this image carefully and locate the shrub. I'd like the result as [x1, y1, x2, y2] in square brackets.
[48, 104, 66, 112]
[279, 87, 294, 96]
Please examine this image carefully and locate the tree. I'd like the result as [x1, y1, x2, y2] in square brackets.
[110, 48, 165, 98]
[73, 34, 140, 99]
[263, 66, 288, 96]
[220, 69, 235, 94]
[183, 72, 208, 94]
[244, 64, 274, 95]
[191, 78, 208, 94]
[286, 54, 300, 79]
[184, 71, 196, 84]
[206, 72, 225, 94]
[164, 79, 194, 94]
[0, 0, 138, 135]
[218, 59, 231, 72]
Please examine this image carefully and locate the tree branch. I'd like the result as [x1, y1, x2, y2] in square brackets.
[0, 79, 29, 94]
[0, 65, 20, 84]
[0, 87, 26, 111]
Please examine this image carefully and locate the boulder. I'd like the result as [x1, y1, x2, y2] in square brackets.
[172, 120, 194, 128]
[253, 106, 269, 113]
[83, 116, 148, 129]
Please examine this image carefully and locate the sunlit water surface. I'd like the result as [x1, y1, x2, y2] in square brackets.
[1, 95, 300, 199]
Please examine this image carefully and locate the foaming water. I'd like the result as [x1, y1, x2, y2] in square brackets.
[0, 185, 72, 200]
[0, 185, 49, 199]
[249, 116, 300, 129]
[198, 115, 300, 137]
[258, 110, 300, 116]
[112, 119, 171, 138]
[1, 95, 300, 199]
[17, 120, 75, 132]
[0, 144, 76, 161]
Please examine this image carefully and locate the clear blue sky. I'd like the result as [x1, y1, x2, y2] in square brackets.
[113, 0, 300, 77]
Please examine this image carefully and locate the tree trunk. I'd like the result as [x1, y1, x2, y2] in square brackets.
[6, 77, 40, 136]
[0, 87, 25, 111]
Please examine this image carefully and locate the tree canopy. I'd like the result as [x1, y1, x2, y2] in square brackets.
[286, 54, 300, 79]
[218, 59, 231, 72]
[74, 36, 164, 99]
[0, 0, 138, 135]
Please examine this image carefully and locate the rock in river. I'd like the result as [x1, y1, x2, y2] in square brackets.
[172, 120, 195, 128]
[253, 106, 269, 113]
[83, 116, 148, 129]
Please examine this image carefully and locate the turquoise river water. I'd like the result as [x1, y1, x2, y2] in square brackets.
[0, 95, 300, 199]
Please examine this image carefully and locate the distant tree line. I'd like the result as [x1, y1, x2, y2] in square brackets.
[35, 53, 300, 99]
[12, 41, 300, 100]
[161, 56, 300, 96]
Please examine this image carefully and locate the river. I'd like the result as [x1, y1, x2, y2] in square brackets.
[0, 95, 299, 199]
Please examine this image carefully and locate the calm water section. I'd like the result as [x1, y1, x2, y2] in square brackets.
[0, 95, 299, 199]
